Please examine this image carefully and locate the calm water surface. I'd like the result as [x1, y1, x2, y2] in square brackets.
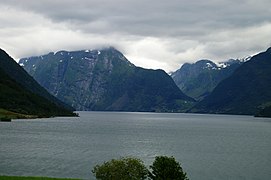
[0, 112, 271, 180]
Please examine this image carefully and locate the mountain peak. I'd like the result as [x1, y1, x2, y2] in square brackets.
[19, 48, 194, 112]
[171, 58, 244, 100]
[20, 47, 135, 70]
[190, 47, 271, 115]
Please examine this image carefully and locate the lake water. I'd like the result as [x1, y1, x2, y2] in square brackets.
[0, 112, 271, 180]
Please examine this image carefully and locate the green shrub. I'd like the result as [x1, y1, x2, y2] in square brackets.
[149, 156, 189, 180]
[92, 157, 148, 180]
[92, 156, 188, 180]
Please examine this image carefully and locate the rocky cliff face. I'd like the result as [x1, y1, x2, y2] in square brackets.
[171, 59, 244, 100]
[20, 47, 194, 112]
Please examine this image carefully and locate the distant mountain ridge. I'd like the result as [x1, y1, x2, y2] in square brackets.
[0, 48, 75, 117]
[19, 47, 194, 112]
[190, 47, 271, 115]
[171, 59, 244, 100]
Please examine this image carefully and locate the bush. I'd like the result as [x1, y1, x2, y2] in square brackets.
[92, 157, 148, 180]
[92, 156, 188, 180]
[149, 156, 189, 180]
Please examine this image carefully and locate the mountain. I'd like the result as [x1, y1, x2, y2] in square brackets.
[190, 47, 271, 115]
[0, 48, 76, 118]
[19, 47, 194, 112]
[171, 59, 244, 100]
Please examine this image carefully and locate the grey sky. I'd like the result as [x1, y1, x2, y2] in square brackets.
[1, 0, 271, 72]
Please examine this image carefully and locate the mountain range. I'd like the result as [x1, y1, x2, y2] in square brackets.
[0, 48, 76, 118]
[16, 46, 271, 117]
[171, 59, 245, 100]
[19, 47, 195, 112]
[190, 47, 271, 115]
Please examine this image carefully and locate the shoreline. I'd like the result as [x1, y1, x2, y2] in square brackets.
[0, 175, 80, 180]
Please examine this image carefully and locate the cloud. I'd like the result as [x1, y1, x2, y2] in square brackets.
[0, 0, 271, 72]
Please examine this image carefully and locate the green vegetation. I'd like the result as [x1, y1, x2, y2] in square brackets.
[0, 49, 73, 111]
[171, 60, 242, 100]
[0, 108, 37, 120]
[0, 157, 188, 180]
[0, 176, 79, 180]
[92, 157, 148, 180]
[0, 109, 32, 121]
[20, 47, 195, 112]
[0, 68, 75, 118]
[0, 48, 76, 118]
[92, 156, 188, 180]
[149, 156, 188, 180]
[191, 47, 271, 115]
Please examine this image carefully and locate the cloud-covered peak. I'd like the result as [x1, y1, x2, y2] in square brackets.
[1, 0, 271, 72]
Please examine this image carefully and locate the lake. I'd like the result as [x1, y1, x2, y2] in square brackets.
[0, 112, 271, 180]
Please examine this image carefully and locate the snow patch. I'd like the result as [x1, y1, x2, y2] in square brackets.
[203, 62, 216, 69]
[203, 61, 229, 70]
[98, 51, 101, 55]
[85, 50, 90, 53]
[59, 60, 63, 63]
[217, 63, 227, 68]
[19, 63, 24, 67]
[239, 56, 251, 62]
[206, 63, 213, 68]
[214, 62, 228, 69]
[85, 57, 93, 61]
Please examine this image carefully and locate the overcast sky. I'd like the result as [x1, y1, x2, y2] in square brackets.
[1, 0, 271, 72]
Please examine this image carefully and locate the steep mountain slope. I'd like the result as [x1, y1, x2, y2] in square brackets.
[171, 59, 244, 100]
[19, 47, 194, 112]
[190, 47, 271, 115]
[0, 49, 73, 111]
[0, 48, 76, 117]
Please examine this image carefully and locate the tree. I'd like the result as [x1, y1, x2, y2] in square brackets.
[92, 157, 148, 180]
[149, 156, 189, 180]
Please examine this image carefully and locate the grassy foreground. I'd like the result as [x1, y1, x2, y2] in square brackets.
[0, 175, 80, 180]
[0, 108, 38, 120]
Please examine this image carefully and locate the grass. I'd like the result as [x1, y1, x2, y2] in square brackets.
[0, 108, 38, 120]
[0, 175, 80, 180]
